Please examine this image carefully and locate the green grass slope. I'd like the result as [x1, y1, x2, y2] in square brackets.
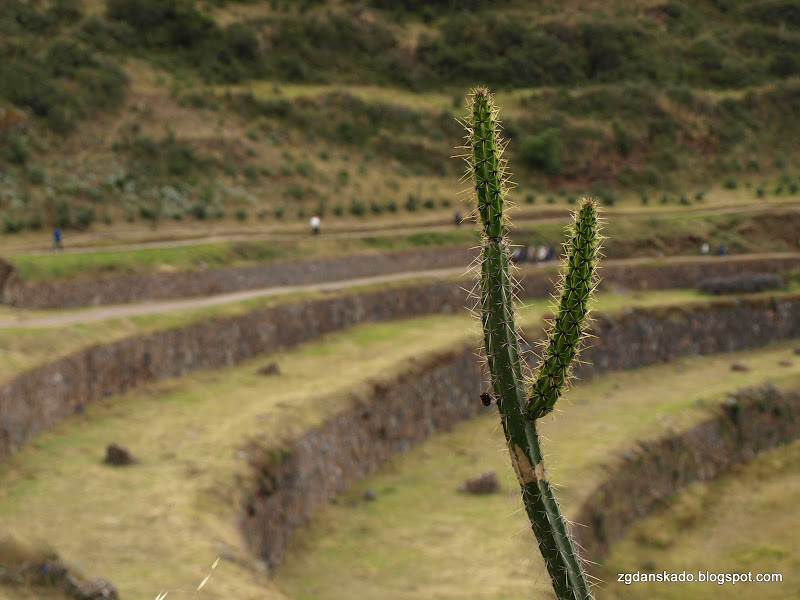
[1, 0, 799, 239]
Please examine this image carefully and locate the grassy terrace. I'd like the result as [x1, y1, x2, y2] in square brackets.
[5, 201, 800, 282]
[597, 438, 800, 600]
[0, 301, 797, 600]
[274, 349, 800, 600]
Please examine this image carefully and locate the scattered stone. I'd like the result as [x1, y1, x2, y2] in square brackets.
[794, 347, 800, 355]
[71, 576, 119, 600]
[104, 443, 135, 466]
[779, 359, 793, 367]
[458, 471, 500, 495]
[363, 488, 378, 502]
[257, 362, 281, 376]
[74, 403, 85, 415]
[730, 362, 749, 372]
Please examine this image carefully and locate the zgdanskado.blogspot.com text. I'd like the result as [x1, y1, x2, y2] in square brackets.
[617, 571, 783, 585]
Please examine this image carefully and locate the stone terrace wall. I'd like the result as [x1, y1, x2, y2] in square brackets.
[519, 254, 800, 298]
[0, 282, 466, 460]
[2, 253, 800, 462]
[5, 247, 800, 309]
[239, 295, 800, 572]
[4, 247, 474, 309]
[573, 385, 800, 564]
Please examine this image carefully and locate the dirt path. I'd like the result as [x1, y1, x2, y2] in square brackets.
[8, 200, 800, 257]
[2, 252, 797, 328]
[0, 266, 469, 327]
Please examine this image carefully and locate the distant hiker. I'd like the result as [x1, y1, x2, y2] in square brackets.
[537, 245, 548, 262]
[701, 242, 709, 257]
[454, 210, 462, 227]
[511, 247, 524, 263]
[546, 245, 556, 261]
[526, 246, 537, 263]
[52, 228, 63, 251]
[310, 214, 321, 235]
[718, 244, 727, 257]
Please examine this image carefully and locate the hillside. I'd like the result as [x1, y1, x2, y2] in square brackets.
[1, 0, 800, 236]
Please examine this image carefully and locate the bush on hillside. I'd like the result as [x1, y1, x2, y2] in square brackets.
[744, 1, 800, 29]
[520, 128, 564, 175]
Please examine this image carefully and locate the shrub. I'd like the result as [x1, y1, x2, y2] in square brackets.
[2, 213, 26, 234]
[349, 198, 367, 216]
[423, 197, 436, 209]
[191, 200, 209, 219]
[235, 208, 248, 221]
[724, 177, 738, 189]
[45, 38, 97, 77]
[333, 203, 344, 216]
[520, 128, 564, 175]
[26, 164, 46, 185]
[54, 199, 72, 228]
[612, 120, 634, 157]
[370, 200, 383, 214]
[138, 204, 158, 221]
[592, 184, 617, 206]
[75, 205, 96, 228]
[405, 193, 419, 211]
[243, 165, 258, 181]
[3, 133, 30, 164]
[295, 160, 313, 177]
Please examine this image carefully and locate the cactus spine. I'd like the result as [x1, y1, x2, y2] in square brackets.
[465, 87, 600, 600]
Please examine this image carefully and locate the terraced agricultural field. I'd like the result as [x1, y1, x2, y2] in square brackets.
[1, 287, 799, 599]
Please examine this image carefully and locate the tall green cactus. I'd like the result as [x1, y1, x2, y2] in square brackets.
[465, 87, 601, 600]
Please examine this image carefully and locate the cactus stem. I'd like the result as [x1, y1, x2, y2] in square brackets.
[464, 87, 600, 600]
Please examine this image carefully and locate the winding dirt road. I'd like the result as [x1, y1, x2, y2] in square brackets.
[2, 252, 797, 328]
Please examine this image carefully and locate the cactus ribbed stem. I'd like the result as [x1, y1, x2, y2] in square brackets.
[465, 87, 599, 600]
[527, 201, 601, 420]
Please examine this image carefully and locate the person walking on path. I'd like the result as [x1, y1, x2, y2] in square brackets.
[52, 228, 63, 251]
[310, 214, 321, 235]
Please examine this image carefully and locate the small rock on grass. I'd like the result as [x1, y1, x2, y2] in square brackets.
[104, 443, 136, 466]
[779, 359, 793, 367]
[458, 471, 500, 495]
[730, 362, 749, 372]
[257, 362, 281, 376]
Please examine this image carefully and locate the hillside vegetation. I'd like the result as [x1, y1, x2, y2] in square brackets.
[1, 0, 799, 235]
